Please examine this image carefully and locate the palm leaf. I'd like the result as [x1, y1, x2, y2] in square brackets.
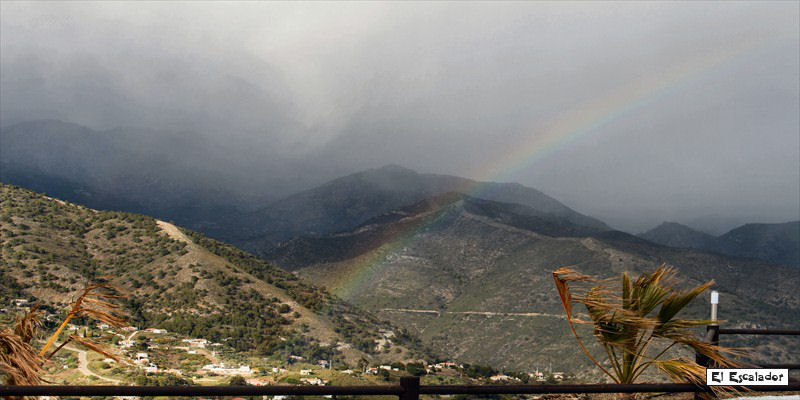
[553, 263, 742, 392]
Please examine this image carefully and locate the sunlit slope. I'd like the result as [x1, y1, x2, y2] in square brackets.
[0, 184, 430, 365]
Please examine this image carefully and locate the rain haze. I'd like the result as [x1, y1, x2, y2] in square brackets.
[1, 1, 798, 233]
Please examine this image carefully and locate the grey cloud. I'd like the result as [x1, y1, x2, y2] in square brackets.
[1, 1, 798, 232]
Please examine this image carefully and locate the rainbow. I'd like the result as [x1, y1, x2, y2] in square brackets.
[327, 36, 778, 299]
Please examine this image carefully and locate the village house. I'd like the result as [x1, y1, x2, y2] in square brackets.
[133, 353, 149, 365]
[489, 374, 517, 382]
[300, 377, 327, 386]
[182, 338, 208, 347]
[202, 363, 253, 376]
[12, 299, 28, 307]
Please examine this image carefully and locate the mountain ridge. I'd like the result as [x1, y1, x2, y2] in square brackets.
[640, 220, 799, 267]
[232, 164, 611, 256]
[265, 191, 800, 371]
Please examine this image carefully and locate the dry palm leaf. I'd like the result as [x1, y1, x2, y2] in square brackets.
[2, 280, 129, 389]
[553, 264, 743, 398]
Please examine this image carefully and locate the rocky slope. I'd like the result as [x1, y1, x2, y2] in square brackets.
[266, 194, 800, 373]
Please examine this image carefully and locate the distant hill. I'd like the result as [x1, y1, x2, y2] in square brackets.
[640, 221, 799, 267]
[0, 184, 431, 366]
[0, 119, 252, 233]
[233, 165, 610, 254]
[1, 120, 609, 251]
[266, 194, 800, 373]
[640, 222, 719, 249]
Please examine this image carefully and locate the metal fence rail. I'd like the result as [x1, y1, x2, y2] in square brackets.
[718, 328, 800, 336]
[698, 325, 800, 370]
[3, 379, 800, 398]
[692, 292, 800, 399]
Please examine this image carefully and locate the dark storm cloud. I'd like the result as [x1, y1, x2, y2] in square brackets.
[1, 1, 798, 232]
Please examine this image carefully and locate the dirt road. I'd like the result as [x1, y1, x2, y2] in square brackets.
[379, 308, 565, 319]
[64, 345, 123, 385]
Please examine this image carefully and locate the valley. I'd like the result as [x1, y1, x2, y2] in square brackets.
[2, 158, 798, 383]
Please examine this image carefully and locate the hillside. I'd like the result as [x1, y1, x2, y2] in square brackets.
[0, 184, 430, 367]
[233, 165, 610, 253]
[640, 221, 800, 268]
[639, 222, 718, 249]
[268, 194, 800, 373]
[716, 221, 800, 267]
[1, 121, 608, 254]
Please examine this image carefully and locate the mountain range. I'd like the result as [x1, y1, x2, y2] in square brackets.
[228, 164, 610, 254]
[2, 119, 799, 374]
[640, 221, 799, 268]
[262, 191, 800, 372]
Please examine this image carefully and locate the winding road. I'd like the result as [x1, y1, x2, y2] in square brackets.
[63, 345, 123, 385]
[379, 308, 566, 319]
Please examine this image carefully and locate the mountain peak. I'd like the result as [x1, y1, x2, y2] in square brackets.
[639, 221, 716, 249]
[371, 164, 418, 174]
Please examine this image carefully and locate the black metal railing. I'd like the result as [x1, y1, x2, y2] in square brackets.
[3, 377, 800, 398]
[697, 325, 800, 370]
[693, 324, 800, 400]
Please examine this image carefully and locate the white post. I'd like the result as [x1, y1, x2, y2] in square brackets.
[710, 290, 719, 324]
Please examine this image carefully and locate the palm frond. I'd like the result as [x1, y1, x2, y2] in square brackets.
[12, 304, 41, 344]
[553, 263, 742, 390]
[0, 328, 44, 385]
[69, 335, 125, 364]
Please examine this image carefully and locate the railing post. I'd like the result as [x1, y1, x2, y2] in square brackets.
[708, 289, 720, 368]
[696, 291, 721, 400]
[400, 376, 420, 400]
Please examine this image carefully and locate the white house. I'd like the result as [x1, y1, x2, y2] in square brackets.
[182, 338, 208, 347]
[300, 378, 327, 386]
[202, 363, 253, 376]
[489, 374, 515, 382]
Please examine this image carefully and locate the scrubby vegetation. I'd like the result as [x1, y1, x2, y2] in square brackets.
[1, 184, 429, 365]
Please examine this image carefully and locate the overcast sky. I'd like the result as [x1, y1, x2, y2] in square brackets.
[1, 1, 798, 232]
